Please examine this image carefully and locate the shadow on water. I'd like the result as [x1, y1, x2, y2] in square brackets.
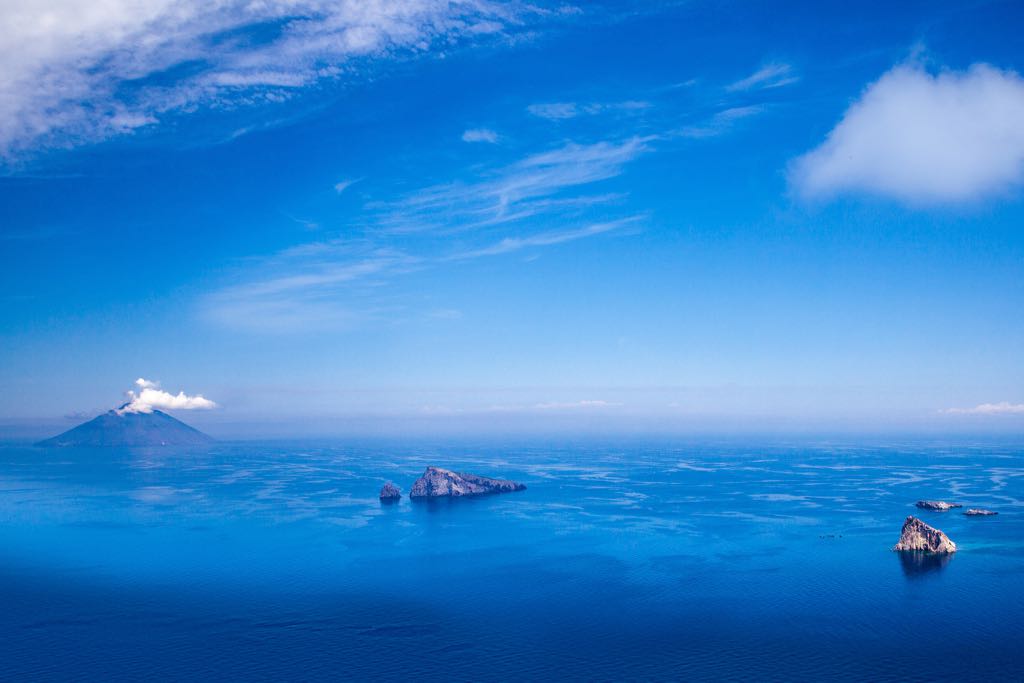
[407, 495, 490, 512]
[898, 551, 953, 579]
[374, 493, 509, 516]
[402, 493, 529, 520]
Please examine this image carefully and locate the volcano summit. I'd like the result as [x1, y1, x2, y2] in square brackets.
[37, 406, 214, 448]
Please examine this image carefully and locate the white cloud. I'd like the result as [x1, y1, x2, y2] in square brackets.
[526, 100, 650, 120]
[674, 105, 765, 139]
[333, 178, 360, 194]
[419, 399, 622, 414]
[378, 137, 650, 233]
[461, 128, 499, 143]
[220, 253, 406, 299]
[450, 216, 642, 259]
[203, 137, 648, 331]
[203, 249, 414, 332]
[118, 378, 216, 413]
[528, 102, 579, 120]
[0, 1, 538, 158]
[202, 138, 643, 331]
[943, 402, 1024, 415]
[726, 63, 798, 92]
[790, 63, 1024, 204]
[202, 216, 642, 331]
[534, 400, 622, 410]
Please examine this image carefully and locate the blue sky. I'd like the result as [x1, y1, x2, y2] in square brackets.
[2, 0, 1023, 436]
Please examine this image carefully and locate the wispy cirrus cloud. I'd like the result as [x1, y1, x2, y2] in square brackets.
[461, 128, 500, 143]
[417, 398, 622, 415]
[198, 54, 787, 333]
[203, 137, 649, 331]
[526, 100, 651, 120]
[533, 399, 622, 410]
[375, 137, 650, 233]
[333, 178, 361, 194]
[943, 402, 1024, 415]
[674, 105, 766, 139]
[203, 248, 417, 332]
[726, 62, 798, 92]
[449, 216, 642, 259]
[0, 1, 549, 158]
[202, 218, 638, 332]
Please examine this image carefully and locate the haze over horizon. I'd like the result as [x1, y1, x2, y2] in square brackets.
[3, 1, 1023, 437]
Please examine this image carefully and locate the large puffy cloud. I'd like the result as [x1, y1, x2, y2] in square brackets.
[790, 63, 1024, 204]
[118, 377, 217, 414]
[0, 1, 538, 157]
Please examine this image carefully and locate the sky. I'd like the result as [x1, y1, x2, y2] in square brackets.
[2, 0, 1023, 437]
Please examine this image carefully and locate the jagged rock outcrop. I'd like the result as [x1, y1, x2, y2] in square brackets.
[408, 466, 526, 498]
[964, 508, 998, 516]
[915, 500, 962, 511]
[379, 482, 401, 501]
[893, 516, 957, 553]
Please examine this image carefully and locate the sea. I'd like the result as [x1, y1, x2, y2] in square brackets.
[0, 438, 1021, 681]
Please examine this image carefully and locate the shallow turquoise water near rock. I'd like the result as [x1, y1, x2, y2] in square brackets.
[1, 439, 1022, 680]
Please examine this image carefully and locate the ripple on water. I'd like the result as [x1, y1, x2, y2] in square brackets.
[0, 440, 1021, 680]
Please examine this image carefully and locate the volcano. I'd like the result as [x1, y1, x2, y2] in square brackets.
[37, 406, 214, 447]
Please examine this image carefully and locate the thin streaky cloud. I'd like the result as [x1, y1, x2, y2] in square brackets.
[201, 135, 650, 333]
[526, 100, 651, 120]
[452, 399, 623, 413]
[201, 245, 420, 332]
[462, 128, 500, 143]
[533, 400, 623, 410]
[374, 137, 651, 234]
[943, 402, 1024, 415]
[203, 217, 641, 332]
[200, 103, 774, 333]
[726, 62, 799, 92]
[214, 252, 414, 300]
[449, 216, 643, 259]
[673, 105, 766, 139]
[200, 121, 672, 334]
[334, 178, 361, 194]
[527, 102, 580, 119]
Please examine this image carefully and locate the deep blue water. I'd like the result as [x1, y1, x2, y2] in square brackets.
[1, 439, 1022, 680]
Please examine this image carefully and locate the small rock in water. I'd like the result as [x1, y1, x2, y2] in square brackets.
[379, 482, 401, 501]
[409, 466, 526, 498]
[893, 516, 957, 554]
[964, 508, 998, 516]
[915, 500, 962, 511]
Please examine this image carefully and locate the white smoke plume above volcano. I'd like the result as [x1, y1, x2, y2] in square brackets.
[118, 378, 217, 414]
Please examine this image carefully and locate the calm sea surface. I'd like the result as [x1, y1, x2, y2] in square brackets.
[1, 439, 1022, 680]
